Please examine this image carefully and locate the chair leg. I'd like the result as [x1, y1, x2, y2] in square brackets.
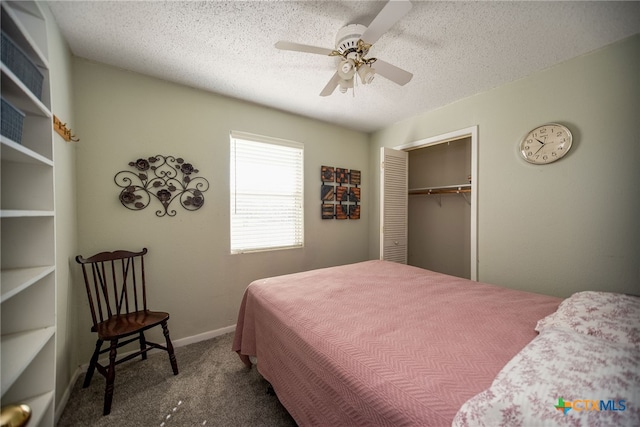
[103, 340, 118, 416]
[161, 321, 179, 375]
[139, 331, 147, 360]
[84, 339, 103, 388]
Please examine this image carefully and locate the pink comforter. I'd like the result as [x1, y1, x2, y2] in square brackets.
[233, 260, 561, 426]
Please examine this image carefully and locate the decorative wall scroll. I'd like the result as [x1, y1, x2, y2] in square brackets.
[321, 165, 361, 220]
[114, 155, 209, 217]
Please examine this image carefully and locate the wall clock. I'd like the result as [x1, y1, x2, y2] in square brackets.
[519, 123, 573, 164]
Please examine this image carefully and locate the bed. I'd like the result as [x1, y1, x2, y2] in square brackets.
[232, 260, 639, 426]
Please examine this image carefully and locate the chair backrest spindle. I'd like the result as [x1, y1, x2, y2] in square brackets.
[109, 259, 119, 315]
[140, 255, 147, 311]
[93, 262, 107, 322]
[80, 263, 99, 327]
[118, 257, 128, 315]
[131, 258, 139, 312]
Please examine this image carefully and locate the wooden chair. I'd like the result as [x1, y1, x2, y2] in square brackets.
[75, 248, 178, 415]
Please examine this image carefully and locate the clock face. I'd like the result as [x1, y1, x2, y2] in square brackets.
[519, 123, 573, 164]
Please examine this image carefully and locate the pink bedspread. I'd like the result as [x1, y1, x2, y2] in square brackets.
[232, 260, 561, 426]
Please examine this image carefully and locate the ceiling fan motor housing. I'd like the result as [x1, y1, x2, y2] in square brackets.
[335, 24, 367, 58]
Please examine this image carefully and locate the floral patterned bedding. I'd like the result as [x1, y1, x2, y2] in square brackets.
[535, 291, 640, 349]
[453, 291, 640, 427]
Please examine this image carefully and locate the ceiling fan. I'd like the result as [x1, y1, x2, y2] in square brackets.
[275, 0, 413, 96]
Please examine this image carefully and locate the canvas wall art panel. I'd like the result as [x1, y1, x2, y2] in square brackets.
[320, 166, 361, 220]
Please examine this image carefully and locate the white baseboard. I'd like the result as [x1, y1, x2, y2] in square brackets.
[172, 324, 236, 348]
[54, 324, 236, 423]
[55, 366, 83, 424]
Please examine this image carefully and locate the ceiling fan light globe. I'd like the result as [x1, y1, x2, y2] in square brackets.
[338, 77, 354, 93]
[338, 59, 356, 79]
[358, 65, 376, 84]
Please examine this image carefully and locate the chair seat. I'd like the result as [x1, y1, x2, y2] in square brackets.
[94, 310, 170, 340]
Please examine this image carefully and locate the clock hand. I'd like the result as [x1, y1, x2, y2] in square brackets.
[535, 138, 546, 145]
[533, 145, 545, 155]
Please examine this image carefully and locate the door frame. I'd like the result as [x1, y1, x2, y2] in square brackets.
[393, 125, 478, 280]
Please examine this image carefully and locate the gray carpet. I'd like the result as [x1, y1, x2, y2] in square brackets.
[57, 333, 297, 426]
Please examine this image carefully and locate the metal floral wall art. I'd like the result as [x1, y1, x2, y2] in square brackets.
[115, 155, 210, 217]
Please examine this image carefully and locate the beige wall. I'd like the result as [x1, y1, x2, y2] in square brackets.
[72, 59, 370, 360]
[370, 34, 640, 298]
[42, 2, 78, 416]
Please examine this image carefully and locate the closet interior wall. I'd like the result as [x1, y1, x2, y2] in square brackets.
[408, 137, 471, 279]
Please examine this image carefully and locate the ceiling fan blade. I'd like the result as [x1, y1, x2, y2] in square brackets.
[372, 59, 413, 86]
[320, 72, 342, 97]
[275, 41, 335, 56]
[360, 0, 412, 45]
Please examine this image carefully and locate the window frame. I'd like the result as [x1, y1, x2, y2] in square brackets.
[229, 130, 304, 254]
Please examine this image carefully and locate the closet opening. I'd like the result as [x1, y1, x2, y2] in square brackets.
[408, 137, 471, 279]
[392, 126, 478, 280]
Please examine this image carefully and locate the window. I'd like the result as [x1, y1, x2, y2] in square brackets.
[230, 131, 304, 253]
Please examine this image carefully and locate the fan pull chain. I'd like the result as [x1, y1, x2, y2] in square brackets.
[353, 73, 358, 97]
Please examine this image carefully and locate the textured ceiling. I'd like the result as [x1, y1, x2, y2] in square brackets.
[46, 1, 640, 133]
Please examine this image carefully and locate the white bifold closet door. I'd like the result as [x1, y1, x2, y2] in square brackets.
[380, 147, 408, 263]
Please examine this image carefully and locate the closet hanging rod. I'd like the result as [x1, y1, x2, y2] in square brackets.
[408, 184, 471, 195]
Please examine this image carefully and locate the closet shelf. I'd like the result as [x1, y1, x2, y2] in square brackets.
[1, 65, 51, 117]
[0, 2, 50, 69]
[0, 209, 55, 218]
[409, 184, 471, 195]
[0, 327, 55, 394]
[1, 266, 55, 303]
[409, 184, 471, 206]
[1, 137, 54, 166]
[17, 391, 54, 427]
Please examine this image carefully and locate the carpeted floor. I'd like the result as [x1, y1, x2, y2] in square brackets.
[57, 333, 297, 426]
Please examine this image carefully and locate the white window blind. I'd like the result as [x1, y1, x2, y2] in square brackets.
[230, 131, 304, 253]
